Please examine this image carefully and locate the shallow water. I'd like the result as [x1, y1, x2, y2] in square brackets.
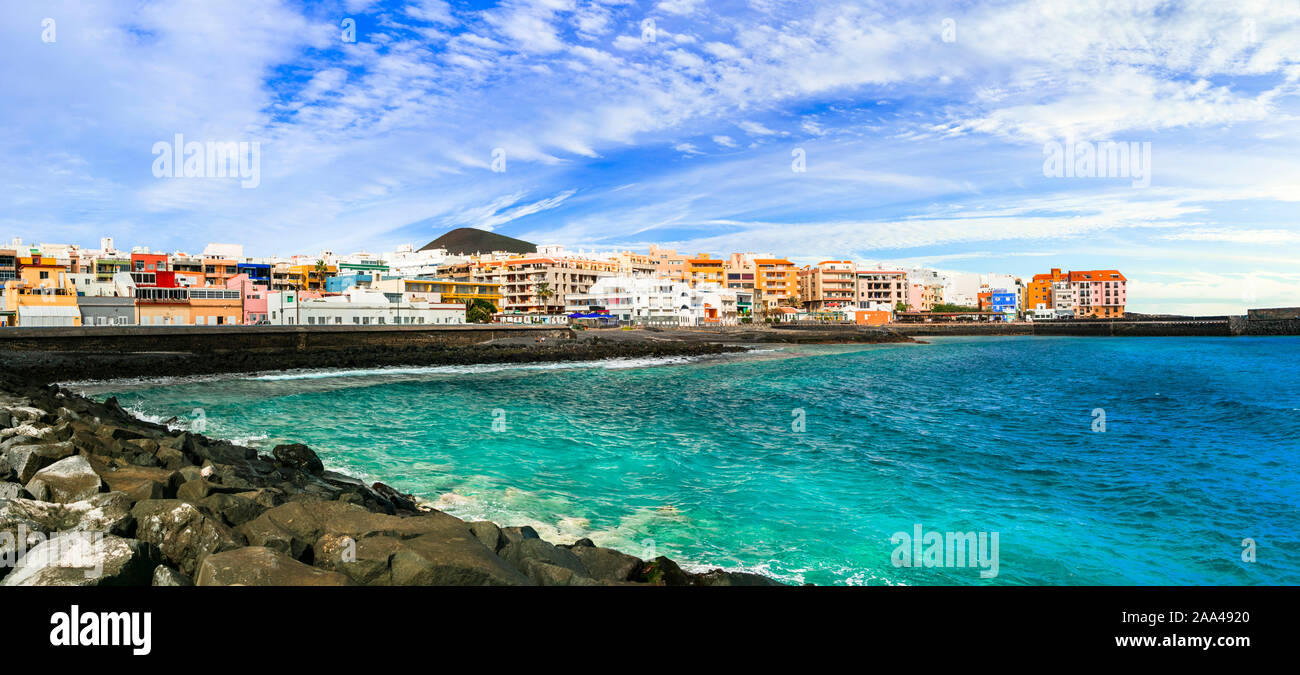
[81, 336, 1300, 585]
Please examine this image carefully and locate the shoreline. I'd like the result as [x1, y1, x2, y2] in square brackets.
[0, 368, 784, 586]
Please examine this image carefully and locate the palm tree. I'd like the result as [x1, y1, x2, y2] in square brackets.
[535, 281, 554, 313]
[465, 298, 496, 323]
[312, 259, 329, 290]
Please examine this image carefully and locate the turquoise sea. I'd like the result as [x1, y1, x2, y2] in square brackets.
[78, 336, 1300, 585]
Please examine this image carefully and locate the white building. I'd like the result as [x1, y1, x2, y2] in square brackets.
[383, 244, 466, 278]
[942, 273, 981, 307]
[564, 276, 743, 325]
[265, 288, 466, 326]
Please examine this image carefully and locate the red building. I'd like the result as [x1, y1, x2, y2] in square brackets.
[130, 252, 168, 274]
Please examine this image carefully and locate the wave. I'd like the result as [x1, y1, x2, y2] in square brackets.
[248, 354, 719, 381]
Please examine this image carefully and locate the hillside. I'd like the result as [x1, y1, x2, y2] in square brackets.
[419, 227, 536, 255]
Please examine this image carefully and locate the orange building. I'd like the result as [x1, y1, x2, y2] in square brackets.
[685, 253, 725, 287]
[753, 258, 798, 313]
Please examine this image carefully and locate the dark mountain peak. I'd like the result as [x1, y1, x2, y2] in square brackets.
[420, 227, 536, 255]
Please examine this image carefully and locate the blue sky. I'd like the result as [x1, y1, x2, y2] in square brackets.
[3, 0, 1299, 314]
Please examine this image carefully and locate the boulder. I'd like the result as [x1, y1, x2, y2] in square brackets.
[25, 455, 103, 504]
[0, 493, 135, 536]
[692, 569, 783, 586]
[156, 445, 187, 470]
[271, 443, 324, 475]
[176, 478, 248, 503]
[151, 565, 193, 587]
[388, 533, 531, 586]
[371, 482, 419, 512]
[468, 521, 503, 552]
[563, 540, 643, 583]
[0, 535, 160, 587]
[197, 493, 267, 528]
[195, 547, 352, 586]
[0, 482, 26, 501]
[95, 466, 181, 503]
[4, 444, 68, 483]
[131, 500, 241, 576]
[638, 556, 692, 586]
[235, 500, 471, 563]
[499, 537, 591, 585]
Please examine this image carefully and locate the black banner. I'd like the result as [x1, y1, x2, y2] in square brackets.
[5, 586, 1288, 663]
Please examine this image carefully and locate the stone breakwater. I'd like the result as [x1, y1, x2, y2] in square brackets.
[0, 373, 779, 586]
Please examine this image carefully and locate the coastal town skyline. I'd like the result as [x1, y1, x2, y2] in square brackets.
[4, 1, 1298, 317]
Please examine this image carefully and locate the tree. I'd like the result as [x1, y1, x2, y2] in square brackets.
[535, 281, 554, 311]
[895, 301, 909, 313]
[465, 298, 496, 323]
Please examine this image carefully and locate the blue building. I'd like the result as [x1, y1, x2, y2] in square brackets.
[990, 289, 1018, 320]
[237, 263, 271, 285]
[327, 272, 375, 294]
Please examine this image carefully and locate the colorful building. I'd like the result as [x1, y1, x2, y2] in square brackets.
[753, 258, 798, 314]
[685, 254, 726, 288]
[1070, 270, 1127, 318]
[227, 274, 268, 324]
[2, 255, 82, 326]
[798, 261, 857, 311]
[131, 251, 168, 274]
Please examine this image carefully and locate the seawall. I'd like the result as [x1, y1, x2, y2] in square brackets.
[0, 324, 571, 353]
[891, 319, 1236, 337]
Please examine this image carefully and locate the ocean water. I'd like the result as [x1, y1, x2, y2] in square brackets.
[78, 336, 1300, 585]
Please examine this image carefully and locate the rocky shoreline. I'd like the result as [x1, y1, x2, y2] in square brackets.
[0, 370, 780, 586]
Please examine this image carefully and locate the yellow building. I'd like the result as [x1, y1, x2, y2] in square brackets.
[2, 256, 82, 326]
[374, 278, 504, 307]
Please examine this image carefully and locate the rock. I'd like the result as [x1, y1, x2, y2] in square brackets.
[25, 455, 103, 504]
[638, 556, 692, 586]
[692, 569, 782, 586]
[469, 521, 502, 552]
[197, 493, 267, 527]
[176, 478, 247, 503]
[236, 500, 469, 562]
[0, 410, 11, 428]
[371, 482, 419, 511]
[388, 533, 531, 586]
[520, 561, 600, 586]
[499, 535, 587, 577]
[131, 500, 241, 576]
[3, 445, 61, 483]
[0, 482, 26, 500]
[564, 542, 642, 583]
[315, 535, 401, 586]
[500, 525, 540, 548]
[195, 547, 352, 586]
[156, 445, 187, 470]
[95, 466, 181, 503]
[271, 443, 324, 475]
[0, 456, 12, 482]
[151, 565, 193, 587]
[0, 493, 135, 536]
[0, 535, 160, 587]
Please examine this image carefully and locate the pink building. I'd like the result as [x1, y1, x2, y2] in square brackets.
[226, 274, 268, 324]
[1068, 270, 1127, 319]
